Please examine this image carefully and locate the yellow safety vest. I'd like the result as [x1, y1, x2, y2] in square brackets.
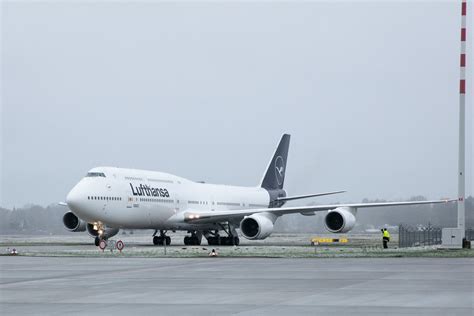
[383, 230, 390, 238]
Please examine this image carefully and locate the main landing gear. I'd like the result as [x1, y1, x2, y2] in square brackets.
[205, 224, 240, 246]
[184, 231, 202, 246]
[94, 236, 101, 247]
[207, 234, 240, 246]
[152, 230, 171, 246]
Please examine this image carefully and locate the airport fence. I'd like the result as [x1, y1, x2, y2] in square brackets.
[398, 224, 441, 248]
[465, 228, 474, 241]
[399, 224, 474, 248]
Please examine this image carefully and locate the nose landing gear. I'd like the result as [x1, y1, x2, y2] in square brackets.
[92, 223, 107, 247]
[152, 230, 171, 246]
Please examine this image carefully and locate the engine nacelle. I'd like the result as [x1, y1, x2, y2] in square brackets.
[324, 207, 356, 233]
[86, 223, 119, 239]
[63, 212, 86, 232]
[240, 213, 274, 240]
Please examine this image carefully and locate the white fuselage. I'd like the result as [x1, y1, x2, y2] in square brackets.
[66, 167, 270, 230]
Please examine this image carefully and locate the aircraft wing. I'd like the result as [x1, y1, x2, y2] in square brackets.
[183, 199, 456, 224]
[276, 190, 346, 202]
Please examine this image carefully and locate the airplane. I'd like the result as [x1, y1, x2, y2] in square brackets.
[63, 134, 455, 246]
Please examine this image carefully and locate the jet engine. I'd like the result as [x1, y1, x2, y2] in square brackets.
[324, 207, 356, 233]
[63, 212, 86, 232]
[240, 213, 274, 240]
[86, 223, 119, 239]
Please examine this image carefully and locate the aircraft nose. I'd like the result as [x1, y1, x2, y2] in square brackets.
[66, 186, 81, 212]
[66, 181, 101, 222]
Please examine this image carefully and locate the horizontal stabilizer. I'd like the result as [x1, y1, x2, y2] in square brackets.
[277, 190, 346, 202]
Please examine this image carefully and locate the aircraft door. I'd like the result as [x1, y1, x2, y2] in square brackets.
[126, 196, 133, 208]
[103, 183, 114, 215]
[175, 191, 187, 214]
[210, 194, 216, 212]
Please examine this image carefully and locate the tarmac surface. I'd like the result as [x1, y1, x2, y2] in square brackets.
[1, 256, 473, 315]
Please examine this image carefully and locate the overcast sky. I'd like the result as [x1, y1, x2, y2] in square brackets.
[1, 1, 472, 208]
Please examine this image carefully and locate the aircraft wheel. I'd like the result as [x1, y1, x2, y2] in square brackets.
[233, 237, 240, 246]
[184, 236, 190, 245]
[94, 237, 100, 247]
[153, 236, 160, 245]
[207, 237, 215, 246]
[165, 236, 171, 245]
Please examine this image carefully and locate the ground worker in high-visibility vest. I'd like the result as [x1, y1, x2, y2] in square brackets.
[381, 228, 390, 249]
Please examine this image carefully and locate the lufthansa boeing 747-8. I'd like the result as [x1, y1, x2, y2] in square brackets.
[63, 134, 454, 246]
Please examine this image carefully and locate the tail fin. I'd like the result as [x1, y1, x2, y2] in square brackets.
[260, 134, 290, 190]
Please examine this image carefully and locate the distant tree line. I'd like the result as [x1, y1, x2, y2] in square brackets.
[0, 204, 67, 235]
[0, 196, 472, 235]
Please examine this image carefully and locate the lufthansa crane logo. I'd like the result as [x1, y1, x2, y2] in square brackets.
[274, 156, 285, 185]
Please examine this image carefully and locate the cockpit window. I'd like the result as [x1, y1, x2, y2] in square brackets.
[85, 172, 106, 178]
